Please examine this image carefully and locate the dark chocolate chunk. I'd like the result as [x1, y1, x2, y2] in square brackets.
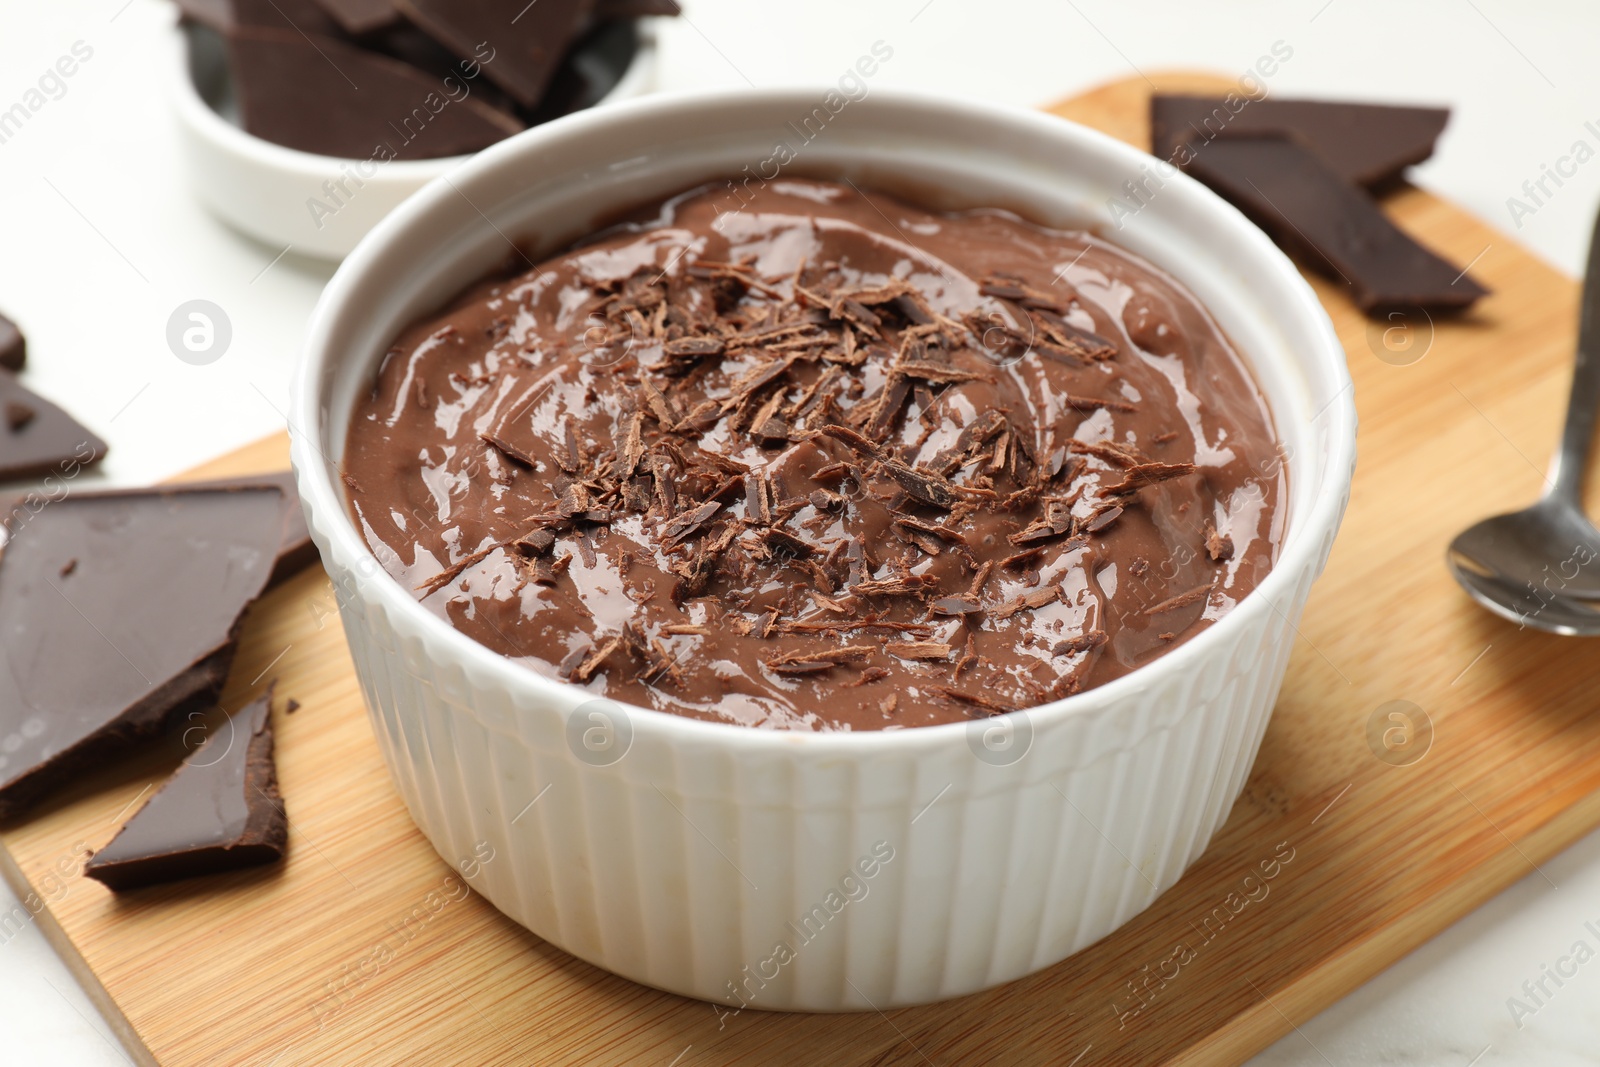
[361, 24, 524, 123]
[232, 0, 344, 36]
[0, 311, 24, 372]
[1151, 95, 1450, 188]
[0, 369, 107, 483]
[1183, 134, 1488, 312]
[228, 26, 524, 160]
[518, 18, 641, 124]
[84, 690, 287, 891]
[392, 0, 594, 110]
[0, 486, 285, 820]
[176, 471, 319, 588]
[310, 0, 400, 35]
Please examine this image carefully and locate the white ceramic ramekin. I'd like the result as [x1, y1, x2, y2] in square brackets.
[290, 89, 1356, 1011]
[167, 17, 660, 259]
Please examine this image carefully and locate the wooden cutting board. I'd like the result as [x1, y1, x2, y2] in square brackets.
[3, 72, 1596, 1066]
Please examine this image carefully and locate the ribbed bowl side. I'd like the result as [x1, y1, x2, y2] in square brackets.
[329, 514, 1329, 1009]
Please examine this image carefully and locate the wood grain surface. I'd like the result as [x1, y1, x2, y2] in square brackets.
[3, 73, 1597, 1066]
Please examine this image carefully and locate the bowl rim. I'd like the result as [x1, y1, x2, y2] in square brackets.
[292, 85, 1357, 754]
[166, 14, 662, 177]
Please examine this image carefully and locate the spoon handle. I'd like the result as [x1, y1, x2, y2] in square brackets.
[1550, 204, 1600, 505]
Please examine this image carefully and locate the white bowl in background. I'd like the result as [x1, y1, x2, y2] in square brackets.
[291, 88, 1357, 1010]
[166, 17, 660, 260]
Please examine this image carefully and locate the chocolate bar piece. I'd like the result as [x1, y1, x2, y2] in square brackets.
[521, 18, 637, 123]
[229, 26, 524, 160]
[0, 369, 106, 483]
[392, 0, 595, 110]
[311, 0, 400, 35]
[0, 486, 285, 820]
[1184, 133, 1488, 312]
[0, 311, 24, 372]
[172, 471, 318, 588]
[1151, 95, 1450, 188]
[232, 0, 344, 37]
[84, 690, 287, 891]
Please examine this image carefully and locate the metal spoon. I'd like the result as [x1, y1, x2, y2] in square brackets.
[1447, 206, 1600, 634]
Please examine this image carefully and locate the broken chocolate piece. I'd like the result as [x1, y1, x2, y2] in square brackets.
[0, 369, 107, 483]
[83, 689, 286, 891]
[228, 27, 524, 160]
[1183, 133, 1488, 312]
[0, 486, 285, 819]
[176, 471, 319, 588]
[1151, 94, 1450, 188]
[232, 0, 344, 36]
[391, 0, 594, 110]
[0, 311, 24, 372]
[310, 0, 399, 35]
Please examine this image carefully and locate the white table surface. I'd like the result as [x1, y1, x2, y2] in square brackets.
[2, 0, 1598, 1062]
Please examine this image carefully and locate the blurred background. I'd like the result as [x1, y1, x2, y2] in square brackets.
[2, 1, 1599, 1063]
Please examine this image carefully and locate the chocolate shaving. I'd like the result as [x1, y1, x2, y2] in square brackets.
[528, 553, 572, 586]
[927, 685, 1017, 715]
[1071, 438, 1148, 467]
[885, 641, 953, 661]
[861, 377, 912, 440]
[663, 336, 725, 358]
[614, 412, 647, 480]
[764, 645, 875, 674]
[1083, 505, 1124, 535]
[480, 429, 536, 468]
[1205, 523, 1235, 562]
[1103, 461, 1198, 495]
[1053, 630, 1108, 656]
[1143, 584, 1213, 615]
[894, 516, 967, 546]
[660, 500, 722, 549]
[744, 472, 772, 525]
[515, 529, 557, 555]
[1062, 393, 1136, 413]
[416, 540, 505, 596]
[881, 460, 975, 509]
[1029, 308, 1118, 361]
[992, 585, 1063, 619]
[854, 572, 940, 598]
[641, 377, 681, 425]
[764, 526, 818, 559]
[931, 595, 981, 616]
[563, 635, 624, 683]
[558, 417, 582, 473]
[897, 361, 989, 385]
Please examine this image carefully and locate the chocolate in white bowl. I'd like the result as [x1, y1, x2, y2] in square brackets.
[291, 89, 1355, 1009]
[342, 178, 1285, 730]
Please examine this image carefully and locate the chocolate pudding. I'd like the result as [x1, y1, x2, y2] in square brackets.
[342, 179, 1284, 730]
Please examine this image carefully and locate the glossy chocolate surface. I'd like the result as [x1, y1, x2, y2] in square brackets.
[344, 180, 1283, 730]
